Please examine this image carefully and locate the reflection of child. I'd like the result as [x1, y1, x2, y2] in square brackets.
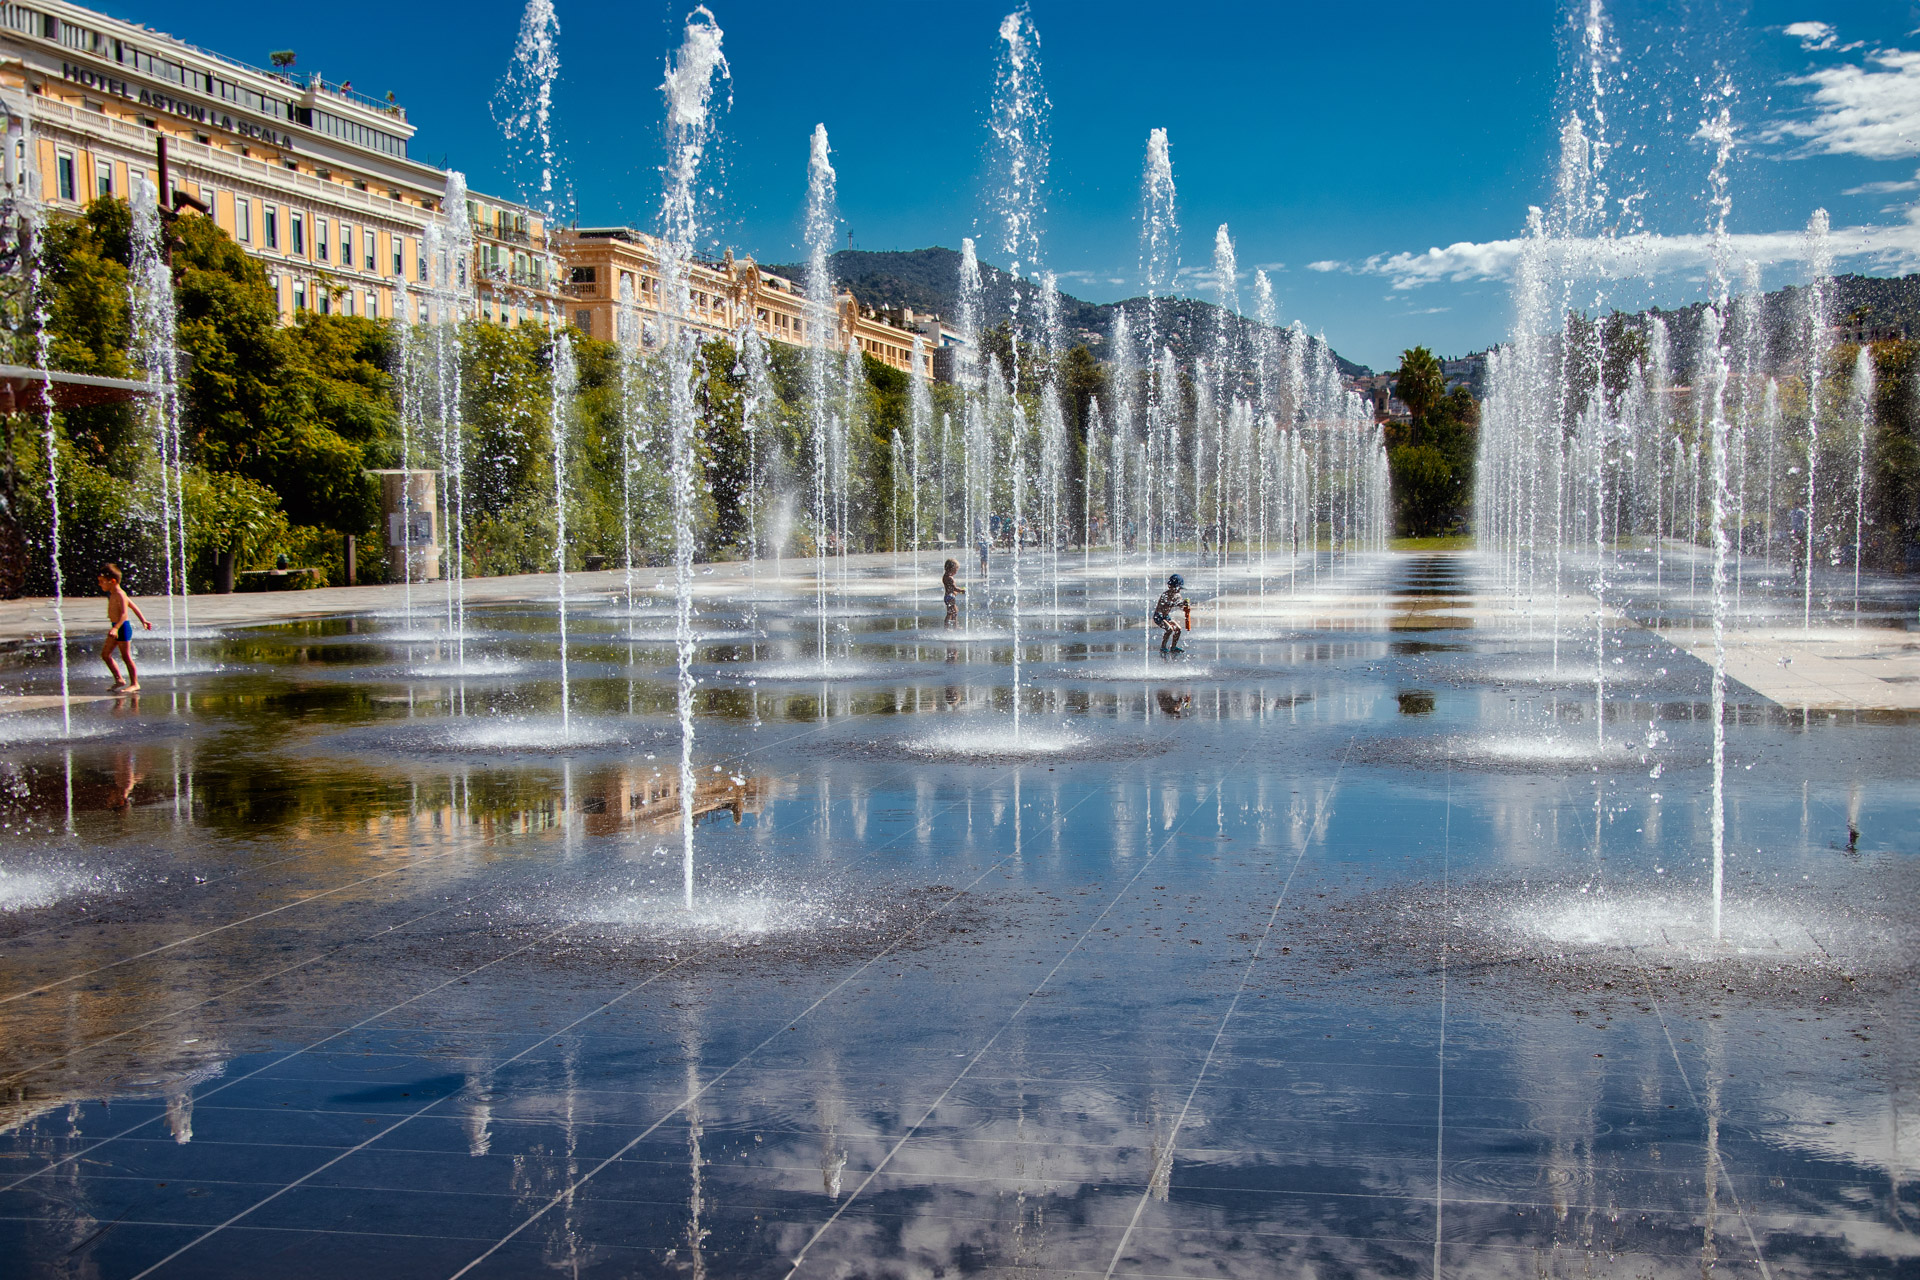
[111, 748, 143, 811]
[97, 563, 152, 691]
[1151, 573, 1192, 655]
[942, 558, 965, 628]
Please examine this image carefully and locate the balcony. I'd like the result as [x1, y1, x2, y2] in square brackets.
[301, 76, 408, 122]
[475, 223, 533, 246]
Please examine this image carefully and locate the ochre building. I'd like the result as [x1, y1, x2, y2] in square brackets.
[2, 0, 961, 378]
[561, 227, 950, 378]
[0, 0, 564, 326]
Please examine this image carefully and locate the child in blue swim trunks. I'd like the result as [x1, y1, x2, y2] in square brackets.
[97, 563, 152, 691]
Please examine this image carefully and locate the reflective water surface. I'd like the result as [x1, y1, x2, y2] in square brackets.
[0, 552, 1914, 1278]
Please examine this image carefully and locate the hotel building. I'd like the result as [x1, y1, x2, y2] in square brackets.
[1, 0, 958, 377]
[0, 0, 565, 326]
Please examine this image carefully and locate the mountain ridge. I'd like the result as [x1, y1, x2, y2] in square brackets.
[758, 246, 1373, 379]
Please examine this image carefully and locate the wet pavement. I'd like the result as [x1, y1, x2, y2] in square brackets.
[0, 551, 1914, 1278]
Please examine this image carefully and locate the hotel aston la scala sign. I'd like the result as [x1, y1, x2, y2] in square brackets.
[59, 61, 298, 149]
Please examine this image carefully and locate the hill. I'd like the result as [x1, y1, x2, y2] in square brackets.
[1600, 272, 1916, 384]
[758, 246, 1372, 378]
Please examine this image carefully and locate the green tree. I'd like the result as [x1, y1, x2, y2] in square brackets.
[1392, 345, 1445, 424]
[38, 199, 137, 468]
[1387, 345, 1478, 536]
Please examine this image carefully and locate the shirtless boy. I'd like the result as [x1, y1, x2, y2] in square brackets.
[97, 563, 152, 691]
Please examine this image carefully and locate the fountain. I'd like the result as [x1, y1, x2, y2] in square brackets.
[737, 313, 774, 629]
[654, 6, 730, 907]
[1468, 3, 1909, 947]
[128, 176, 189, 674]
[4, 8, 1915, 1276]
[424, 173, 475, 668]
[8, 95, 71, 735]
[1139, 129, 1177, 561]
[804, 123, 837, 670]
[495, 0, 576, 732]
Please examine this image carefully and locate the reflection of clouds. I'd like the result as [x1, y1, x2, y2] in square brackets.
[704, 1010, 1915, 1276]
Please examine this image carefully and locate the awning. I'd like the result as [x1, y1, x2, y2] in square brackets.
[0, 364, 164, 411]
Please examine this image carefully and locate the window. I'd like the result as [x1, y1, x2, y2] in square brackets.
[570, 266, 597, 285]
[236, 198, 252, 243]
[300, 107, 406, 159]
[55, 152, 74, 201]
[364, 228, 375, 271]
[575, 309, 591, 334]
[95, 165, 111, 198]
[342, 290, 355, 317]
[415, 240, 426, 282]
[317, 289, 330, 316]
[293, 280, 306, 311]
[291, 213, 305, 257]
[339, 223, 352, 268]
[264, 205, 279, 250]
[315, 219, 329, 263]
[391, 234, 402, 276]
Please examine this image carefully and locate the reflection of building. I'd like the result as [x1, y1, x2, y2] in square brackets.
[559, 228, 937, 379]
[576, 766, 768, 839]
[2, 0, 564, 326]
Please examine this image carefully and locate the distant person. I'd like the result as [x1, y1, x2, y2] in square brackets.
[976, 532, 989, 577]
[941, 558, 965, 628]
[1152, 572, 1193, 655]
[97, 563, 152, 691]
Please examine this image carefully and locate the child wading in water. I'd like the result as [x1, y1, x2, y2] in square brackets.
[1152, 573, 1193, 654]
[98, 563, 152, 691]
[941, 558, 965, 628]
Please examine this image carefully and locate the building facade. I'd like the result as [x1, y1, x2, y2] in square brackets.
[560, 227, 941, 378]
[0, 0, 564, 326]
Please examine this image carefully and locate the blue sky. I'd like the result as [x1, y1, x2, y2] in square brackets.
[105, 0, 1920, 369]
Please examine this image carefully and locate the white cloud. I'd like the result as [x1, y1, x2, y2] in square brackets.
[1785, 20, 1837, 51]
[1773, 47, 1920, 159]
[1359, 238, 1526, 287]
[1843, 170, 1920, 194]
[1342, 210, 1920, 288]
[1305, 259, 1343, 273]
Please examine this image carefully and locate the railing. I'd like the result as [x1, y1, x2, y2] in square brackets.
[474, 223, 532, 245]
[31, 94, 420, 219]
[303, 75, 407, 121]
